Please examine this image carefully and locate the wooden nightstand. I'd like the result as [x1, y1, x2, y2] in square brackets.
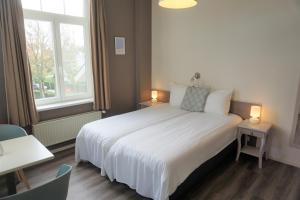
[236, 120, 272, 168]
[138, 101, 163, 109]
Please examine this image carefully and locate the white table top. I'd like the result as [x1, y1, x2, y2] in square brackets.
[238, 120, 272, 133]
[139, 100, 164, 107]
[0, 135, 54, 176]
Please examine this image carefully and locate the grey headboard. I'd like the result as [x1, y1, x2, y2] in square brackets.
[229, 101, 261, 120]
[156, 90, 260, 120]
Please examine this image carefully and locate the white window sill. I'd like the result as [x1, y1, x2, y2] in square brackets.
[37, 99, 94, 112]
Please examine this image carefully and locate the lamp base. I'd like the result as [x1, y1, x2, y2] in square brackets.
[151, 99, 157, 103]
[249, 117, 260, 124]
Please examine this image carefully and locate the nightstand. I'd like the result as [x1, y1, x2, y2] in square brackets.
[236, 120, 272, 168]
[138, 101, 163, 109]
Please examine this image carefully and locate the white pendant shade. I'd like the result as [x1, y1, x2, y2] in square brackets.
[159, 0, 197, 9]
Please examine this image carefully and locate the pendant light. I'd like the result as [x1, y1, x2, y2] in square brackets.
[159, 0, 197, 9]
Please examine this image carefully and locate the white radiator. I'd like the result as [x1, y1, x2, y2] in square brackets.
[33, 111, 101, 146]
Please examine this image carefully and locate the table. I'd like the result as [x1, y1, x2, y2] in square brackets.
[138, 100, 163, 109]
[0, 135, 54, 194]
[236, 120, 272, 168]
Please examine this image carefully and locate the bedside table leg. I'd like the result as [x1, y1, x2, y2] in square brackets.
[265, 135, 269, 160]
[236, 132, 242, 161]
[259, 136, 266, 169]
[263, 136, 269, 160]
[244, 135, 248, 146]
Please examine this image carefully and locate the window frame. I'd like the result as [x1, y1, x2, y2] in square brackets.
[23, 2, 94, 108]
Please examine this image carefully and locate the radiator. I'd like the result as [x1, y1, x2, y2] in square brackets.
[33, 111, 101, 147]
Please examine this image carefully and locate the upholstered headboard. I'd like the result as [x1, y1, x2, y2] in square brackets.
[156, 90, 260, 120]
[229, 101, 261, 120]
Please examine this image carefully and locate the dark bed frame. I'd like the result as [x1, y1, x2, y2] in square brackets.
[170, 140, 237, 199]
[156, 90, 260, 199]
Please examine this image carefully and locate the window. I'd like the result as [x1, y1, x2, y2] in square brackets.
[22, 0, 93, 109]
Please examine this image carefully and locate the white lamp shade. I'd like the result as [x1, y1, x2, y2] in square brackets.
[159, 0, 197, 9]
[152, 90, 158, 100]
[250, 106, 261, 118]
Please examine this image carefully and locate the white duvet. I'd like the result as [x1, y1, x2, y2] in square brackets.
[75, 103, 188, 175]
[105, 112, 242, 200]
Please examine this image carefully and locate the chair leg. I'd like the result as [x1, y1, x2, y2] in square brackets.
[17, 170, 31, 190]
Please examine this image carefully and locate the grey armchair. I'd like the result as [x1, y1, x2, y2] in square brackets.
[0, 125, 27, 141]
[0, 164, 72, 200]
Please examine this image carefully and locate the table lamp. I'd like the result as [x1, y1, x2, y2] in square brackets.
[151, 90, 158, 103]
[250, 105, 261, 124]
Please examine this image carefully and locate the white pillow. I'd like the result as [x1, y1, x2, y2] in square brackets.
[204, 90, 233, 115]
[169, 83, 188, 106]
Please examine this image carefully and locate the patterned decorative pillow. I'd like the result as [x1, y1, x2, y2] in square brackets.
[181, 86, 210, 112]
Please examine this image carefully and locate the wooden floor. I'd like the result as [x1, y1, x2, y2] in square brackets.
[16, 148, 300, 200]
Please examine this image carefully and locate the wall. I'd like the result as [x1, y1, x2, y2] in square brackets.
[0, 40, 7, 124]
[135, 0, 152, 103]
[152, 0, 300, 167]
[106, 0, 151, 116]
[298, 83, 300, 113]
[106, 0, 136, 116]
[292, 79, 300, 146]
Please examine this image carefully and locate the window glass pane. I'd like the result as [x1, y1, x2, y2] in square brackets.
[41, 0, 64, 15]
[65, 0, 84, 17]
[24, 19, 58, 100]
[60, 24, 89, 97]
[21, 0, 41, 11]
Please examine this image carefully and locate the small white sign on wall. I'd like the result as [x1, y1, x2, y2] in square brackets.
[115, 37, 125, 55]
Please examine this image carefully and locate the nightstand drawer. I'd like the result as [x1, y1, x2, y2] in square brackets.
[252, 131, 264, 138]
[138, 101, 163, 110]
[139, 104, 149, 109]
[239, 128, 252, 136]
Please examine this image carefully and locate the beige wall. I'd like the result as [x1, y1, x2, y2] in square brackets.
[298, 83, 300, 113]
[152, 0, 300, 167]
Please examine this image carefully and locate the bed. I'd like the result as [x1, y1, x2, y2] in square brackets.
[104, 112, 242, 200]
[75, 103, 188, 175]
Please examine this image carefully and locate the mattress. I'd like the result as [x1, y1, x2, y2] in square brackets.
[75, 103, 188, 176]
[104, 112, 242, 200]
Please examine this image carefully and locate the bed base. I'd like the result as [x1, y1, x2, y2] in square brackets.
[170, 140, 237, 199]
